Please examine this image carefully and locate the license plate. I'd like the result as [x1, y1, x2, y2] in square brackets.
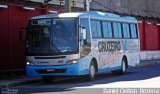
[46, 69, 55, 72]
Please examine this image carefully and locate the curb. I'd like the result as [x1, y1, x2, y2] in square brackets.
[137, 60, 160, 68]
[0, 78, 41, 88]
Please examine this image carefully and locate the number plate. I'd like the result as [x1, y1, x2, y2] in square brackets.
[46, 69, 55, 72]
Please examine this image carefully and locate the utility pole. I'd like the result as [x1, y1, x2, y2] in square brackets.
[85, 0, 91, 11]
[65, 0, 72, 12]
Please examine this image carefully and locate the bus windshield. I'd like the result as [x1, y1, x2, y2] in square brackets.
[26, 18, 78, 55]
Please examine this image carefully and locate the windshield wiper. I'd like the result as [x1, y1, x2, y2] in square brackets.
[61, 49, 75, 52]
[50, 44, 61, 53]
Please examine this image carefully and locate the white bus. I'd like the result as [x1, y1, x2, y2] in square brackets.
[25, 11, 140, 83]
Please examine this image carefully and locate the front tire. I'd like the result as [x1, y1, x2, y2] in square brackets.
[88, 62, 96, 81]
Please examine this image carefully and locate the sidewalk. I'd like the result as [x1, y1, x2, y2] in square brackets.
[138, 59, 160, 67]
[0, 59, 160, 88]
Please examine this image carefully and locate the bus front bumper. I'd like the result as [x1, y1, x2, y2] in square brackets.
[26, 64, 80, 77]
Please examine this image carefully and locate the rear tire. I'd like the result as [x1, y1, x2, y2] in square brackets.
[119, 58, 127, 75]
[112, 58, 127, 75]
[42, 76, 54, 83]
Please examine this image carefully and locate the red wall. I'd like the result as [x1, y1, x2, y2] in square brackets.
[138, 20, 160, 51]
[138, 22, 146, 50]
[146, 23, 159, 50]
[0, 8, 10, 70]
[0, 1, 81, 71]
[0, 2, 49, 71]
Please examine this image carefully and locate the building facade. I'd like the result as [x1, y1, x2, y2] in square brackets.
[0, 0, 82, 71]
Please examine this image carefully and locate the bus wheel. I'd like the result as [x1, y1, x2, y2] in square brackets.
[42, 76, 54, 83]
[120, 58, 127, 75]
[112, 58, 127, 75]
[88, 62, 96, 81]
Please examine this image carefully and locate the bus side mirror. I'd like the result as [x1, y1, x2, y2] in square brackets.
[81, 27, 87, 40]
[19, 27, 27, 43]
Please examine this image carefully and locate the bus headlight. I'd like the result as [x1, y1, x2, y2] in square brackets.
[67, 59, 77, 64]
[26, 61, 34, 65]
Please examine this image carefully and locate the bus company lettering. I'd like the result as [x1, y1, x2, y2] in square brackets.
[98, 41, 121, 52]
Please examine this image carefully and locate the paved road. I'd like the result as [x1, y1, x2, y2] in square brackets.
[14, 65, 160, 93]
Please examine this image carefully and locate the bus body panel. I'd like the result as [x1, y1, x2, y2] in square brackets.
[90, 38, 139, 73]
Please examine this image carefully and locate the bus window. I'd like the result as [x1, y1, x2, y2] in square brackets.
[91, 20, 97, 38]
[80, 18, 91, 57]
[118, 23, 122, 38]
[135, 24, 138, 38]
[122, 23, 130, 38]
[97, 21, 102, 38]
[130, 24, 138, 38]
[102, 21, 112, 38]
[113, 22, 122, 38]
[80, 18, 91, 43]
[91, 20, 102, 38]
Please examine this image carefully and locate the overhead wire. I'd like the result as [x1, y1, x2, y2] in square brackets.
[91, 0, 120, 14]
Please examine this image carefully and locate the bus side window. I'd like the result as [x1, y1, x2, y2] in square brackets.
[113, 22, 122, 38]
[91, 20, 97, 38]
[135, 24, 138, 38]
[118, 23, 122, 38]
[122, 23, 130, 38]
[91, 20, 102, 38]
[80, 18, 91, 44]
[96, 21, 102, 38]
[130, 24, 138, 38]
[80, 18, 91, 57]
[102, 21, 112, 38]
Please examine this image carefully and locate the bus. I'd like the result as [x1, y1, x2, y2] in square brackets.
[24, 11, 140, 83]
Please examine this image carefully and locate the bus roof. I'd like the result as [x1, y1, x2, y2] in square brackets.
[31, 11, 137, 23]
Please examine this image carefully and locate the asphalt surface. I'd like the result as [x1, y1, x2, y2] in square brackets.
[8, 65, 160, 94]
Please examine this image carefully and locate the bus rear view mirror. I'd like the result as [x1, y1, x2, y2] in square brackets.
[81, 27, 87, 40]
[82, 28, 86, 40]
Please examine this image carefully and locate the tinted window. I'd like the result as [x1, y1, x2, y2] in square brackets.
[91, 21, 97, 38]
[97, 21, 102, 38]
[130, 24, 138, 38]
[80, 18, 91, 57]
[27, 18, 78, 55]
[102, 22, 112, 38]
[113, 22, 122, 38]
[91, 20, 102, 38]
[122, 23, 130, 38]
[80, 18, 91, 43]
